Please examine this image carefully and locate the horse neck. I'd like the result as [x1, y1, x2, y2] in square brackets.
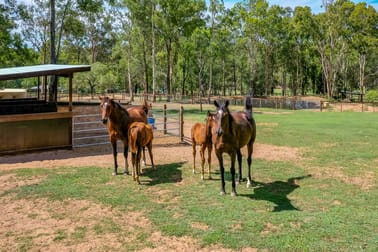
[109, 106, 130, 127]
[222, 113, 233, 136]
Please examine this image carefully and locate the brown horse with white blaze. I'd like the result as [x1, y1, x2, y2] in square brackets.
[212, 96, 256, 196]
[99, 96, 148, 175]
[190, 112, 215, 180]
[128, 122, 155, 184]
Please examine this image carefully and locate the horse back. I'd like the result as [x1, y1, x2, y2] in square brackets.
[127, 106, 147, 124]
[128, 122, 153, 153]
[231, 111, 256, 147]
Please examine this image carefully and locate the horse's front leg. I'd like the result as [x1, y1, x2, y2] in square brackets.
[111, 138, 118, 176]
[200, 144, 206, 180]
[216, 151, 226, 195]
[207, 144, 212, 180]
[230, 152, 237, 197]
[237, 149, 242, 184]
[123, 140, 129, 175]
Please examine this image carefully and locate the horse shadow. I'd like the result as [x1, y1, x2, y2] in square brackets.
[239, 175, 312, 212]
[139, 161, 185, 186]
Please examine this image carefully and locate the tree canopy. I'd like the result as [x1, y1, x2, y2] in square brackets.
[1, 0, 377, 101]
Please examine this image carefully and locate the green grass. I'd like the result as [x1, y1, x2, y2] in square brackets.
[1, 109, 378, 251]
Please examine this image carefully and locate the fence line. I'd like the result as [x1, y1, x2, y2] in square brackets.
[72, 104, 184, 148]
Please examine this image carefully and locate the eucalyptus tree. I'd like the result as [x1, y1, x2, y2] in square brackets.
[313, 0, 354, 99]
[207, 0, 225, 100]
[349, 2, 378, 100]
[238, 0, 269, 96]
[154, 0, 206, 101]
[123, 0, 154, 96]
[288, 6, 316, 96]
[0, 1, 35, 69]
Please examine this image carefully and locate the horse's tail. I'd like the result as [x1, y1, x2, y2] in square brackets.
[244, 95, 253, 120]
[128, 125, 139, 154]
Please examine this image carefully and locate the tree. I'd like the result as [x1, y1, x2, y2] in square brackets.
[154, 0, 206, 101]
[349, 3, 378, 101]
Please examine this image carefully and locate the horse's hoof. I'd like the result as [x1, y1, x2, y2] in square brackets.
[112, 172, 117, 176]
[220, 191, 226, 196]
[201, 175, 204, 180]
[208, 176, 212, 180]
[231, 192, 237, 197]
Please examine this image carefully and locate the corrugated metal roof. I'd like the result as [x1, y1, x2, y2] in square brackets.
[0, 64, 91, 81]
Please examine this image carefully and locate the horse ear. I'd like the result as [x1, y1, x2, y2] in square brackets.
[214, 100, 219, 108]
[225, 100, 229, 107]
[99, 96, 102, 100]
[207, 110, 211, 116]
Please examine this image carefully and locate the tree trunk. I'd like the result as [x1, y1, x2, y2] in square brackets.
[359, 53, 366, 102]
[151, 2, 156, 102]
[49, 0, 57, 102]
[165, 39, 172, 102]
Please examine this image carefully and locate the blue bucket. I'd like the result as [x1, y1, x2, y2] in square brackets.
[147, 117, 155, 129]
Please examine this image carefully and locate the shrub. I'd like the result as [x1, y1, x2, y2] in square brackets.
[365, 90, 378, 103]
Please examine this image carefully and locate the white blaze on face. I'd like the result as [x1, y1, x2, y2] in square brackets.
[216, 109, 224, 136]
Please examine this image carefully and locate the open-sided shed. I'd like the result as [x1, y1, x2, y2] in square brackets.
[0, 64, 91, 154]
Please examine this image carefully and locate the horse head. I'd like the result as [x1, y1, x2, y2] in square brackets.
[205, 111, 216, 137]
[99, 96, 114, 124]
[213, 100, 230, 137]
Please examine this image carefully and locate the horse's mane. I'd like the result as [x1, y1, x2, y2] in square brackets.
[225, 106, 234, 134]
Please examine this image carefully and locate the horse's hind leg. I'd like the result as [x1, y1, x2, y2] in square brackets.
[136, 147, 142, 184]
[147, 142, 154, 169]
[246, 143, 254, 188]
[237, 149, 242, 184]
[142, 146, 146, 166]
[131, 152, 137, 181]
[192, 140, 196, 174]
[123, 141, 129, 175]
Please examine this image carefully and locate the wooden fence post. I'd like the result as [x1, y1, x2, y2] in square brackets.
[180, 106, 184, 143]
[163, 104, 167, 134]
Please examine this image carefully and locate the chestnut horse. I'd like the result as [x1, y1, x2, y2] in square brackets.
[128, 122, 155, 184]
[190, 112, 216, 180]
[99, 96, 149, 175]
[212, 96, 256, 196]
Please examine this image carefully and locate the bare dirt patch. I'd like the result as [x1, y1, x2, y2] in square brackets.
[0, 106, 304, 251]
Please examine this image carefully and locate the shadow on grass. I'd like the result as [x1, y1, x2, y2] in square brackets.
[240, 175, 312, 212]
[140, 162, 186, 186]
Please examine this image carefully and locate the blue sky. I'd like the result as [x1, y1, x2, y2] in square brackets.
[223, 0, 378, 13]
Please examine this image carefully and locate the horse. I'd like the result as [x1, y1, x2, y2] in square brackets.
[99, 96, 149, 175]
[212, 96, 256, 196]
[128, 122, 155, 184]
[190, 112, 216, 180]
